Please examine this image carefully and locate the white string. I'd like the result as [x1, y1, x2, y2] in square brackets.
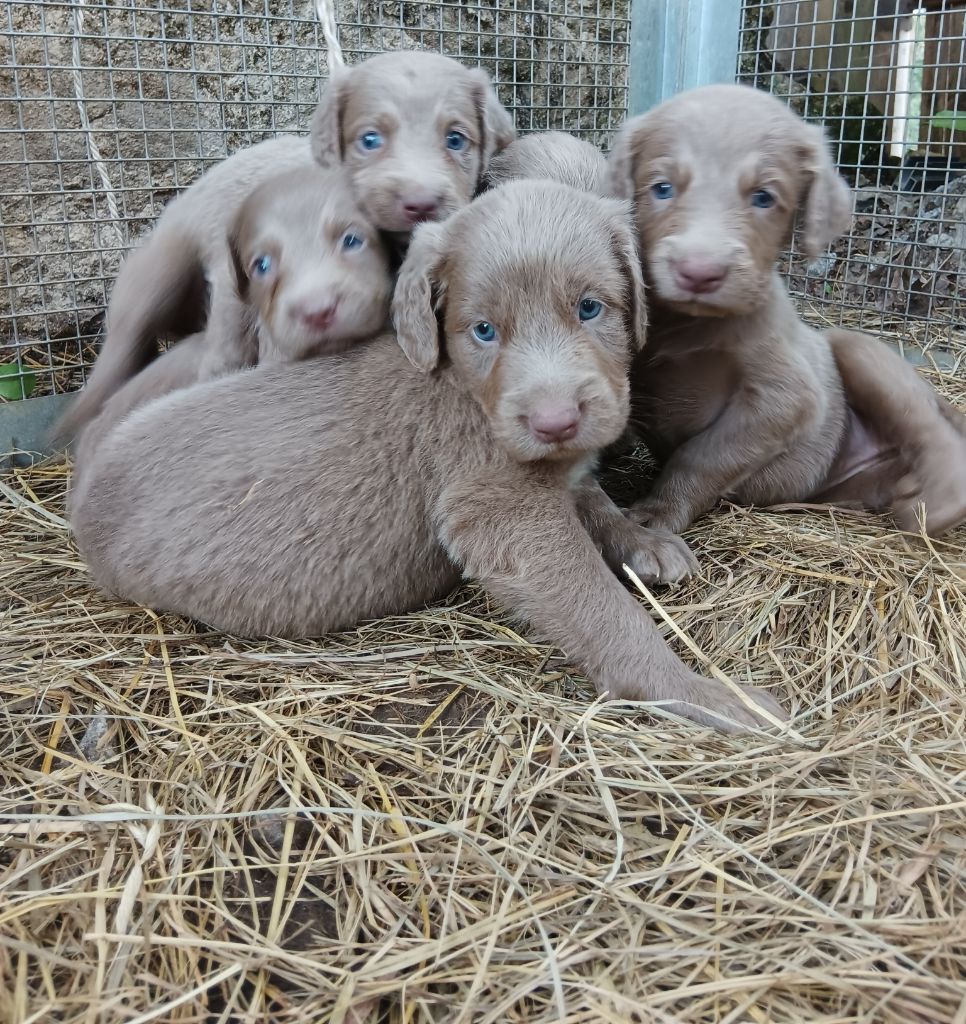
[70, 0, 127, 247]
[314, 0, 345, 74]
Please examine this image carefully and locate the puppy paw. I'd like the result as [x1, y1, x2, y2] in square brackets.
[893, 445, 966, 537]
[625, 497, 680, 534]
[621, 525, 698, 585]
[604, 673, 788, 734]
[681, 678, 789, 734]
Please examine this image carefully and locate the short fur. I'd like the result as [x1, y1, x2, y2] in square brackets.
[72, 181, 783, 732]
[485, 131, 608, 194]
[310, 50, 516, 234]
[56, 49, 515, 443]
[70, 333, 208, 489]
[607, 83, 966, 537]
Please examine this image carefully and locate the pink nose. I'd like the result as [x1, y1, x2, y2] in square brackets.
[401, 193, 441, 223]
[674, 256, 729, 295]
[527, 406, 581, 445]
[298, 302, 339, 331]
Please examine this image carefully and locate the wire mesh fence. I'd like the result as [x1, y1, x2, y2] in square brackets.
[739, 0, 966, 349]
[0, 0, 631, 402]
[3, 1, 964, 409]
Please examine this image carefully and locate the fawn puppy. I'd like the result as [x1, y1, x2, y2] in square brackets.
[71, 181, 782, 732]
[607, 83, 966, 538]
[55, 49, 515, 441]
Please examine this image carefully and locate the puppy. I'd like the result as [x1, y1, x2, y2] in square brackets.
[311, 49, 516, 235]
[70, 167, 392, 477]
[56, 49, 515, 442]
[484, 131, 607, 194]
[71, 181, 780, 732]
[607, 83, 966, 538]
[228, 166, 392, 364]
[51, 136, 312, 443]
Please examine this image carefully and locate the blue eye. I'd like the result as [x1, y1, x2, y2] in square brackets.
[578, 298, 602, 321]
[471, 321, 497, 344]
[650, 181, 675, 200]
[251, 254, 272, 276]
[359, 130, 384, 152]
[341, 231, 364, 251]
[446, 130, 468, 152]
[751, 188, 775, 209]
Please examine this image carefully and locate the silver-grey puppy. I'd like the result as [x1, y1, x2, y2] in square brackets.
[72, 180, 783, 733]
[56, 49, 515, 442]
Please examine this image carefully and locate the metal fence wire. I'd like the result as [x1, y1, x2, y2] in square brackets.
[739, 1, 966, 347]
[1, 1, 964, 406]
[0, 0, 631, 402]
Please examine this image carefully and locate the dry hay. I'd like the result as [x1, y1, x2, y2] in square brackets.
[3, 381, 966, 1021]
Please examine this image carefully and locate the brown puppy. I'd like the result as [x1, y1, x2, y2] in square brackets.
[607, 83, 966, 538]
[71, 181, 778, 732]
[56, 49, 515, 442]
[485, 131, 608, 194]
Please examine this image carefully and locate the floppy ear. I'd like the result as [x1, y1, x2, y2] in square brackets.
[604, 198, 648, 351]
[798, 123, 853, 257]
[470, 68, 516, 174]
[604, 118, 642, 202]
[226, 214, 250, 300]
[391, 220, 449, 372]
[309, 68, 351, 166]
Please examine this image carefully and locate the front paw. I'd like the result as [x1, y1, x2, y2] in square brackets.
[604, 673, 788, 734]
[621, 524, 698, 586]
[697, 680, 789, 734]
[893, 448, 966, 538]
[626, 497, 679, 534]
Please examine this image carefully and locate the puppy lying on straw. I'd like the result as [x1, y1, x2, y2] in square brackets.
[71, 180, 785, 733]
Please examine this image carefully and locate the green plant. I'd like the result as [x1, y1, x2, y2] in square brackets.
[930, 109, 966, 134]
[0, 363, 37, 400]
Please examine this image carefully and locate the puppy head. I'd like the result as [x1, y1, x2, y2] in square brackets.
[484, 131, 608, 194]
[310, 50, 516, 235]
[607, 83, 852, 317]
[229, 167, 393, 359]
[392, 180, 646, 464]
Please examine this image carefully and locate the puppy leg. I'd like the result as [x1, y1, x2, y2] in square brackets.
[627, 391, 812, 534]
[196, 278, 259, 380]
[52, 233, 208, 442]
[439, 472, 785, 733]
[574, 476, 697, 585]
[827, 329, 966, 536]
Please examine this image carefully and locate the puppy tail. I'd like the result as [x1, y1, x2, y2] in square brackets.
[51, 229, 209, 445]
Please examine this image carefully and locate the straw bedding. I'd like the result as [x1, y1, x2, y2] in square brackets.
[2, 354, 966, 1023]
